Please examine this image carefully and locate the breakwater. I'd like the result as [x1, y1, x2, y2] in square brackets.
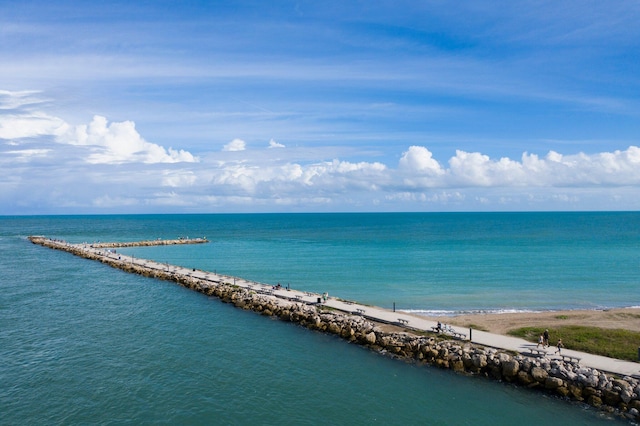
[87, 237, 208, 248]
[28, 236, 640, 422]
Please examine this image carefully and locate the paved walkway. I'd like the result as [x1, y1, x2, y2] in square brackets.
[47, 238, 640, 378]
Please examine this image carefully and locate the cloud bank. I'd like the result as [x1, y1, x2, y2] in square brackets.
[1, 89, 639, 214]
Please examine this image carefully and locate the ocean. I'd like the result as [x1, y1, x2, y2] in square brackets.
[1, 212, 637, 424]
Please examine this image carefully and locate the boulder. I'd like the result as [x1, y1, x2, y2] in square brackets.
[587, 395, 603, 408]
[545, 377, 563, 389]
[568, 383, 583, 400]
[472, 353, 487, 369]
[531, 367, 548, 383]
[517, 371, 535, 386]
[365, 331, 377, 345]
[602, 389, 621, 406]
[502, 359, 520, 378]
[579, 373, 599, 388]
[613, 379, 631, 392]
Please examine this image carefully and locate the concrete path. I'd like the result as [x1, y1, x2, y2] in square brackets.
[54, 239, 640, 379]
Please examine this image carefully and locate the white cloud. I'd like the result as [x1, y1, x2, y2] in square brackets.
[223, 138, 246, 151]
[399, 146, 444, 176]
[5, 148, 51, 162]
[268, 138, 285, 148]
[0, 90, 66, 140]
[0, 112, 66, 140]
[0, 89, 197, 165]
[437, 146, 640, 188]
[161, 170, 197, 188]
[1, 88, 640, 213]
[57, 115, 198, 164]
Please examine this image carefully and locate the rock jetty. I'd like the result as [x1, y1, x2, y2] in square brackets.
[88, 237, 208, 248]
[28, 236, 640, 422]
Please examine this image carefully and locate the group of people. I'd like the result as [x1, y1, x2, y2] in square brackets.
[272, 283, 290, 291]
[434, 321, 453, 334]
[537, 329, 564, 354]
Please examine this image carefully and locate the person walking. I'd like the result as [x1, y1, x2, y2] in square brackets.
[543, 329, 550, 348]
[555, 339, 564, 355]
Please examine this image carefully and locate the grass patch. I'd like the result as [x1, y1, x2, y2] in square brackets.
[465, 323, 489, 332]
[508, 326, 640, 362]
[554, 315, 568, 320]
[615, 312, 640, 320]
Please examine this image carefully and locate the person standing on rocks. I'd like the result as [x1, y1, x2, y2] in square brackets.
[543, 329, 549, 348]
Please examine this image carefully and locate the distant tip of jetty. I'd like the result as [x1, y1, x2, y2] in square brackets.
[28, 236, 208, 248]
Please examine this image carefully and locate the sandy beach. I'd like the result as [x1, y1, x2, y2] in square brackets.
[423, 307, 640, 336]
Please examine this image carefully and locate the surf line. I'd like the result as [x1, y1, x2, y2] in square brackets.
[26, 236, 640, 422]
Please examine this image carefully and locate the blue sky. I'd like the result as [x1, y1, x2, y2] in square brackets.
[1, 0, 639, 214]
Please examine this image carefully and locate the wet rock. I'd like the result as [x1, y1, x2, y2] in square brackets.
[545, 377, 563, 389]
[602, 389, 621, 406]
[587, 395, 603, 408]
[568, 384, 583, 400]
[517, 371, 535, 386]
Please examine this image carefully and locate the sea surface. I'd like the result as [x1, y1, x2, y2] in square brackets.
[1, 212, 638, 424]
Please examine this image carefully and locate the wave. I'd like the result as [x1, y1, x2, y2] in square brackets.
[399, 308, 544, 317]
[399, 306, 640, 317]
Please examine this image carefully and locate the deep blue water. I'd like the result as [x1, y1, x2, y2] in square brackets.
[1, 212, 637, 424]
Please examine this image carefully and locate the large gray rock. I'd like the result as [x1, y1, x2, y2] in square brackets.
[579, 373, 599, 388]
[472, 353, 487, 369]
[502, 359, 520, 378]
[531, 367, 548, 382]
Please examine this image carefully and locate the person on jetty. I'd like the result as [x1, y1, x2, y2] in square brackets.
[537, 334, 544, 348]
[436, 321, 442, 333]
[543, 329, 550, 348]
[555, 339, 564, 355]
[322, 292, 328, 303]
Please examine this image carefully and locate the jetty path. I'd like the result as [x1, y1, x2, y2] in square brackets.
[29, 236, 639, 378]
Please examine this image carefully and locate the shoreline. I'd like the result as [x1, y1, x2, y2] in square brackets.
[413, 307, 640, 336]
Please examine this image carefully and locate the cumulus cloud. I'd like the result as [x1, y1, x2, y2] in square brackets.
[268, 138, 285, 148]
[1, 87, 639, 213]
[399, 146, 444, 176]
[442, 147, 640, 188]
[223, 138, 246, 151]
[1, 90, 197, 165]
[57, 115, 197, 164]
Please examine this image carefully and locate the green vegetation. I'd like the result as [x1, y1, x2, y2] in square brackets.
[463, 323, 489, 332]
[508, 326, 640, 362]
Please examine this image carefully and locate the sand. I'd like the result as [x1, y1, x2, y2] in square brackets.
[421, 307, 640, 335]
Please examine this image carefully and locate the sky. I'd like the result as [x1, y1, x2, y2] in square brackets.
[1, 0, 640, 214]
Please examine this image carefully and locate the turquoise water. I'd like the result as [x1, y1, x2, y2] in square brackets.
[1, 213, 637, 424]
